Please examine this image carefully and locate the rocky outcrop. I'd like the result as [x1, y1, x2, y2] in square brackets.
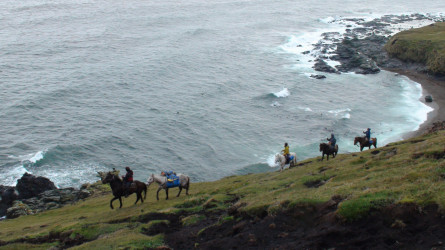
[0, 173, 92, 219]
[16, 172, 57, 199]
[0, 185, 17, 216]
[6, 201, 33, 219]
[313, 59, 337, 73]
[308, 14, 444, 76]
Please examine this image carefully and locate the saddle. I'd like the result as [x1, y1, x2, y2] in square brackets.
[166, 175, 180, 188]
[286, 155, 294, 164]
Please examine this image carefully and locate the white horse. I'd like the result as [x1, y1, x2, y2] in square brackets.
[147, 173, 190, 200]
[275, 152, 297, 172]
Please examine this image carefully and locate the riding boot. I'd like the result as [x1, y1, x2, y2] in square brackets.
[124, 188, 129, 198]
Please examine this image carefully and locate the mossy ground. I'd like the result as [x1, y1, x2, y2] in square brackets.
[1, 130, 445, 248]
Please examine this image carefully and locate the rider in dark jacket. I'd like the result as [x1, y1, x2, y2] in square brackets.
[122, 166, 133, 197]
[327, 133, 336, 148]
[363, 128, 371, 142]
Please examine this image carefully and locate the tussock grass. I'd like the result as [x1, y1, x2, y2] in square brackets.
[1, 130, 445, 247]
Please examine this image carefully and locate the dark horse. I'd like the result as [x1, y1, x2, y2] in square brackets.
[102, 172, 147, 209]
[354, 137, 377, 151]
[319, 143, 338, 161]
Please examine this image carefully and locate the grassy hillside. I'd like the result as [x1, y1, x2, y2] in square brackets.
[1, 130, 445, 249]
[385, 22, 445, 75]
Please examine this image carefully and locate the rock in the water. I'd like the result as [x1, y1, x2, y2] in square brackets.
[313, 59, 337, 73]
[310, 74, 327, 79]
[16, 173, 57, 199]
[425, 95, 433, 102]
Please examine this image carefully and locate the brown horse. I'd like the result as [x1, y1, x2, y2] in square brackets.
[102, 172, 147, 209]
[354, 137, 377, 151]
[319, 143, 338, 161]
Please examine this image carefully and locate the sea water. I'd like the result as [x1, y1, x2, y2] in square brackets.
[0, 0, 443, 187]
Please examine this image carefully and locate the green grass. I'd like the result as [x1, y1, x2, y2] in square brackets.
[385, 22, 445, 75]
[2, 130, 445, 248]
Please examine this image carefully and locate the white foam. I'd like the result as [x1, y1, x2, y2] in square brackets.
[328, 108, 352, 114]
[298, 106, 313, 112]
[267, 154, 277, 167]
[273, 88, 290, 98]
[399, 79, 433, 130]
[1, 165, 29, 186]
[29, 150, 45, 163]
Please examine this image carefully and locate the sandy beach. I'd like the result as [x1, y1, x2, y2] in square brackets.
[384, 68, 445, 138]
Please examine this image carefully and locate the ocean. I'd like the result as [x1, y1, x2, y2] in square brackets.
[1, 0, 444, 187]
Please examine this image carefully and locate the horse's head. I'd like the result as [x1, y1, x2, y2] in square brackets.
[274, 154, 281, 164]
[319, 143, 324, 152]
[102, 172, 114, 184]
[354, 137, 359, 145]
[146, 174, 154, 186]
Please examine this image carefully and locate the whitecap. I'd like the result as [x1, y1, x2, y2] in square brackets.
[273, 88, 290, 98]
[29, 150, 45, 163]
[328, 108, 352, 115]
[298, 106, 313, 112]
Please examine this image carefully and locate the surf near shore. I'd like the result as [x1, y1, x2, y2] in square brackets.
[303, 14, 445, 139]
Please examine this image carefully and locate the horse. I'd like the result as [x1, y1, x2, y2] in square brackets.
[319, 143, 338, 161]
[354, 136, 377, 151]
[275, 152, 297, 172]
[146, 173, 190, 200]
[102, 172, 147, 209]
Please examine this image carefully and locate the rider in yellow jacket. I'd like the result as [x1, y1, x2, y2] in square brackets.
[281, 142, 290, 163]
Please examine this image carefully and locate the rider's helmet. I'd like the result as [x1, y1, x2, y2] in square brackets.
[284, 142, 288, 147]
[125, 166, 131, 171]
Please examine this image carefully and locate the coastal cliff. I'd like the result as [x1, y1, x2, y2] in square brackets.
[385, 22, 445, 76]
[1, 124, 445, 249]
[1, 22, 445, 249]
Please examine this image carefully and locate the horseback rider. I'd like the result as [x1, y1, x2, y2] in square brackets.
[281, 142, 290, 164]
[363, 128, 371, 143]
[122, 166, 133, 197]
[327, 133, 336, 149]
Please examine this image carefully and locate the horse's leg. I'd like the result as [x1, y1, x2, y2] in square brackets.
[165, 188, 169, 200]
[177, 186, 182, 197]
[135, 192, 140, 204]
[119, 197, 123, 208]
[156, 186, 162, 201]
[185, 180, 190, 195]
[321, 153, 324, 161]
[110, 197, 118, 209]
[327, 153, 329, 161]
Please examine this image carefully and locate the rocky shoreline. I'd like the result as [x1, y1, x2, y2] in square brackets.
[0, 173, 92, 219]
[308, 14, 444, 77]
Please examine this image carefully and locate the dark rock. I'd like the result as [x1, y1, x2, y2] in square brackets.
[310, 74, 327, 79]
[16, 173, 57, 199]
[0, 185, 18, 216]
[313, 59, 337, 73]
[425, 95, 433, 102]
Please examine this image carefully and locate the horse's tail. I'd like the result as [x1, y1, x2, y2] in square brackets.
[143, 184, 147, 199]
